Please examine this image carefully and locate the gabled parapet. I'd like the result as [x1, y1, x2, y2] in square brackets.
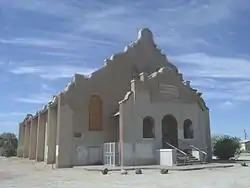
[37, 74, 78, 116]
[40, 104, 48, 114]
[74, 73, 89, 84]
[32, 111, 39, 119]
[197, 93, 209, 111]
[139, 72, 149, 82]
[27, 115, 32, 121]
[63, 76, 76, 94]
[148, 66, 180, 81]
[48, 95, 58, 108]
[90, 28, 175, 79]
[182, 80, 209, 110]
[119, 91, 134, 105]
[130, 67, 209, 110]
[21, 114, 33, 124]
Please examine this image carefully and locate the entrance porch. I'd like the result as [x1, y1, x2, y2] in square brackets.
[104, 112, 207, 166]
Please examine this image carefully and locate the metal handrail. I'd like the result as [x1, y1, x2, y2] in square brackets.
[164, 141, 187, 165]
[178, 139, 208, 163]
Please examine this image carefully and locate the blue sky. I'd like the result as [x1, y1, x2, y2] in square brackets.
[0, 0, 250, 139]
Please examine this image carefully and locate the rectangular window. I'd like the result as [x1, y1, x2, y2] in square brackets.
[89, 95, 103, 131]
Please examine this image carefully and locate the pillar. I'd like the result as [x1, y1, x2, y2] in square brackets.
[17, 124, 22, 157]
[20, 124, 25, 157]
[29, 118, 38, 159]
[45, 106, 57, 164]
[23, 120, 30, 158]
[36, 113, 46, 161]
[56, 95, 73, 168]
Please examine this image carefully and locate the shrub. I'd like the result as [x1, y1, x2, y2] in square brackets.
[1, 142, 17, 157]
[213, 135, 240, 160]
[2, 147, 17, 157]
[0, 132, 18, 158]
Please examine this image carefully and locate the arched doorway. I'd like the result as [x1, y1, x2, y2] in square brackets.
[162, 115, 178, 149]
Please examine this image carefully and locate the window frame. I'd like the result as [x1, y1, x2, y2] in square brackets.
[88, 95, 103, 131]
[183, 119, 194, 139]
[142, 116, 155, 139]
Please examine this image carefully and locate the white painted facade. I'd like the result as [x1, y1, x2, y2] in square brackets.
[17, 28, 212, 168]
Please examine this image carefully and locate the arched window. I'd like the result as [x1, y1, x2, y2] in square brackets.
[89, 95, 103, 131]
[183, 119, 194, 139]
[143, 116, 155, 138]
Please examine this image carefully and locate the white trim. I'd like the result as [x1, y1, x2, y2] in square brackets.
[183, 138, 195, 141]
[142, 137, 155, 140]
[113, 111, 120, 117]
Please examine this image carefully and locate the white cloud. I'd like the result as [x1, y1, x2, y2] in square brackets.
[40, 52, 80, 57]
[0, 38, 68, 49]
[10, 65, 96, 80]
[170, 53, 250, 79]
[0, 0, 247, 58]
[216, 101, 235, 109]
[159, 0, 247, 26]
[192, 80, 250, 103]
[223, 101, 233, 107]
[156, 36, 210, 47]
[41, 83, 51, 90]
[0, 112, 25, 117]
[169, 53, 250, 103]
[0, 121, 18, 126]
[2, 0, 248, 34]
[1, 0, 250, 107]
[16, 93, 52, 104]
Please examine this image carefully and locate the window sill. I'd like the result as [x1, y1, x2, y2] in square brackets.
[88, 129, 103, 132]
[142, 138, 155, 140]
[183, 138, 195, 140]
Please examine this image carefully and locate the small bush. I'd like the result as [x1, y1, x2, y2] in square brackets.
[0, 132, 18, 158]
[2, 148, 16, 157]
[213, 135, 240, 160]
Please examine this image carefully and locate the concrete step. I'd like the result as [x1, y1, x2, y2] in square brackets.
[177, 156, 198, 160]
[177, 159, 199, 163]
[177, 157, 205, 164]
[175, 148, 207, 166]
[176, 161, 207, 166]
[177, 154, 202, 166]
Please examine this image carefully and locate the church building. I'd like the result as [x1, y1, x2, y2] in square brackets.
[17, 28, 212, 168]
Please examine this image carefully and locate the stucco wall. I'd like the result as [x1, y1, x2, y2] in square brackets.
[119, 77, 211, 165]
[23, 121, 30, 158]
[18, 124, 25, 157]
[65, 29, 174, 166]
[45, 106, 58, 164]
[200, 110, 212, 161]
[123, 141, 156, 166]
[29, 118, 38, 160]
[17, 28, 212, 167]
[56, 101, 73, 168]
[72, 144, 103, 166]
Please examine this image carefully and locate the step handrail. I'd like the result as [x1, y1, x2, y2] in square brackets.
[164, 140, 187, 165]
[178, 139, 207, 163]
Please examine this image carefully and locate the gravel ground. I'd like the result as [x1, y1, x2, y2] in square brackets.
[1, 157, 250, 188]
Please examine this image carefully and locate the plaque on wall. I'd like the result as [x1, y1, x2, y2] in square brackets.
[73, 132, 82, 138]
[159, 84, 179, 97]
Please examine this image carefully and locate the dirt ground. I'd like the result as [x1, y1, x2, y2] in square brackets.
[1, 157, 250, 188]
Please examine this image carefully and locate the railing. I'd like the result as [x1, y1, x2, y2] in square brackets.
[163, 140, 187, 165]
[178, 139, 208, 163]
[233, 149, 242, 160]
